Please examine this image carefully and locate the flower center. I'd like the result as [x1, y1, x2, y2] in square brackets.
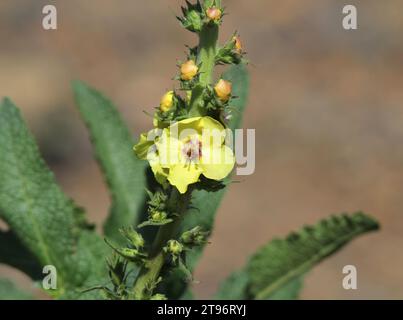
[182, 136, 202, 163]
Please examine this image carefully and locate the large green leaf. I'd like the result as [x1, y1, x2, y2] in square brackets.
[216, 272, 302, 300]
[0, 98, 107, 298]
[216, 212, 379, 299]
[0, 279, 34, 300]
[215, 269, 249, 300]
[0, 230, 42, 280]
[222, 64, 250, 131]
[73, 81, 147, 242]
[249, 212, 379, 299]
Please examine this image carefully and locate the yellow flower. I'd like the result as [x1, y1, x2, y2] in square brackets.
[214, 79, 232, 102]
[134, 117, 235, 194]
[160, 91, 174, 112]
[133, 129, 169, 185]
[180, 60, 198, 81]
[206, 7, 222, 21]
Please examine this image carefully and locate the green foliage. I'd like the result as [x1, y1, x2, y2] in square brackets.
[0, 79, 380, 301]
[215, 270, 249, 300]
[216, 212, 379, 299]
[0, 279, 34, 300]
[223, 64, 250, 132]
[73, 81, 147, 242]
[0, 98, 108, 299]
[0, 231, 42, 280]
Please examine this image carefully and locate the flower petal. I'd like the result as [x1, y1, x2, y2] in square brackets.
[201, 145, 235, 181]
[133, 133, 153, 160]
[168, 163, 202, 194]
[148, 150, 169, 185]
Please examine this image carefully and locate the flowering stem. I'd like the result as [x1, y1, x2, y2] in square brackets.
[132, 188, 191, 299]
[189, 24, 219, 117]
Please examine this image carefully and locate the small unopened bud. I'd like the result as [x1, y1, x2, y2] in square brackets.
[206, 7, 222, 21]
[233, 36, 243, 53]
[120, 227, 144, 249]
[181, 226, 208, 246]
[214, 79, 232, 102]
[120, 248, 142, 260]
[160, 91, 174, 112]
[167, 240, 183, 255]
[151, 211, 167, 222]
[180, 60, 198, 81]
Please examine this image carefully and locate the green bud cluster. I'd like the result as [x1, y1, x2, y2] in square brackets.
[105, 254, 128, 299]
[216, 33, 246, 65]
[120, 226, 145, 249]
[180, 226, 209, 248]
[177, 0, 224, 33]
[137, 189, 176, 228]
[154, 91, 189, 127]
[105, 237, 146, 264]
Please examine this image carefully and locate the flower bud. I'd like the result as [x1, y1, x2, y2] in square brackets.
[160, 91, 174, 112]
[167, 240, 183, 255]
[180, 60, 198, 81]
[151, 210, 167, 222]
[181, 226, 208, 246]
[120, 248, 142, 259]
[206, 7, 222, 21]
[119, 227, 144, 249]
[233, 36, 243, 53]
[214, 79, 232, 102]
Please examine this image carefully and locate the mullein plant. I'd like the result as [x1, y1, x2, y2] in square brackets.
[105, 0, 244, 300]
[0, 0, 379, 301]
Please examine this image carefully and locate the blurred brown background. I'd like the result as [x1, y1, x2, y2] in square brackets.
[1, 0, 402, 299]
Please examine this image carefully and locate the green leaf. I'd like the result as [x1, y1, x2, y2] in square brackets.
[0, 98, 107, 298]
[0, 230, 42, 280]
[73, 81, 147, 242]
[248, 212, 379, 299]
[215, 269, 249, 300]
[223, 63, 250, 132]
[0, 279, 34, 300]
[265, 277, 303, 300]
[163, 64, 250, 298]
[215, 271, 302, 300]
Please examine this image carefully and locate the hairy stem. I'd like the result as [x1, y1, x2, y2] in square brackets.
[132, 188, 191, 299]
[188, 23, 219, 116]
[132, 20, 219, 300]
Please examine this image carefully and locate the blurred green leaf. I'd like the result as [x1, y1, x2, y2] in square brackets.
[0, 279, 34, 300]
[215, 269, 249, 300]
[223, 63, 250, 131]
[216, 271, 302, 300]
[216, 212, 379, 300]
[248, 212, 379, 299]
[73, 81, 147, 242]
[0, 231, 42, 280]
[0, 98, 107, 299]
[264, 277, 303, 300]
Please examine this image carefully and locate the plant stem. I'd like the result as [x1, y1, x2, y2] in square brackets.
[188, 23, 219, 117]
[132, 188, 191, 299]
[132, 22, 219, 300]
